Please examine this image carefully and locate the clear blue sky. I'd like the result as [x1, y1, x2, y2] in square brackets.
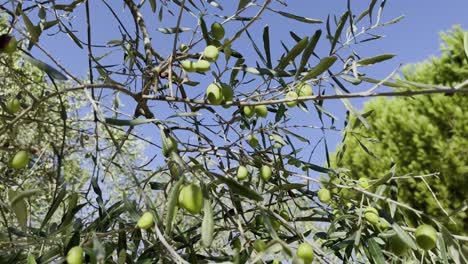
[32, 0, 468, 170]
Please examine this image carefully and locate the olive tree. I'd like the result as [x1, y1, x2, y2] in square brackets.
[0, 1, 467, 264]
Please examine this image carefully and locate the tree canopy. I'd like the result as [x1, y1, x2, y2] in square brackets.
[332, 26, 468, 235]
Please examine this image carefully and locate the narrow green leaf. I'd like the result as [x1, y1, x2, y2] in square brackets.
[21, 53, 68, 80]
[279, 128, 310, 143]
[263, 26, 272, 68]
[8, 190, 28, 231]
[27, 254, 37, 264]
[276, 37, 308, 70]
[104, 118, 159, 126]
[340, 74, 362, 85]
[199, 16, 212, 46]
[357, 54, 395, 66]
[270, 9, 322, 24]
[149, 0, 157, 12]
[164, 177, 184, 236]
[371, 164, 395, 187]
[464, 32, 468, 59]
[207, 0, 223, 10]
[237, 0, 250, 11]
[41, 188, 67, 228]
[201, 200, 214, 247]
[9, 189, 41, 205]
[61, 193, 79, 227]
[240, 66, 294, 77]
[213, 174, 263, 201]
[22, 13, 41, 45]
[438, 232, 449, 264]
[295, 30, 322, 80]
[330, 11, 350, 54]
[267, 183, 306, 193]
[302, 56, 337, 81]
[63, 24, 83, 49]
[368, 238, 385, 264]
[392, 223, 417, 250]
[157, 27, 192, 34]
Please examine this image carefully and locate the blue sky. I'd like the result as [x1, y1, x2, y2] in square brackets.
[29, 0, 468, 171]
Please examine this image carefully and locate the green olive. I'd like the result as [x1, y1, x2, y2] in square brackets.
[415, 224, 437, 251]
[297, 83, 313, 97]
[194, 60, 211, 73]
[137, 212, 154, 230]
[206, 83, 223, 105]
[285, 91, 298, 107]
[364, 207, 379, 225]
[10, 150, 29, 169]
[232, 237, 241, 250]
[297, 242, 314, 264]
[358, 177, 369, 189]
[203, 45, 219, 62]
[247, 134, 259, 148]
[5, 98, 20, 114]
[254, 105, 268, 118]
[317, 188, 331, 204]
[237, 165, 249, 181]
[260, 165, 272, 181]
[253, 240, 267, 252]
[210, 22, 225, 40]
[0, 35, 17, 54]
[279, 209, 290, 221]
[178, 184, 204, 214]
[181, 60, 196, 72]
[179, 44, 189, 52]
[243, 106, 255, 118]
[66, 246, 83, 264]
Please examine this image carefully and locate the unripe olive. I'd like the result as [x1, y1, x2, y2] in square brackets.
[279, 209, 290, 221]
[10, 150, 29, 169]
[5, 98, 20, 114]
[181, 60, 196, 72]
[203, 45, 219, 61]
[0, 35, 17, 54]
[66, 246, 83, 264]
[210, 22, 225, 40]
[194, 60, 211, 73]
[317, 188, 331, 204]
[137, 212, 154, 230]
[253, 240, 267, 252]
[243, 106, 255, 118]
[364, 207, 379, 225]
[415, 224, 437, 251]
[179, 44, 189, 52]
[237, 165, 249, 181]
[206, 83, 223, 105]
[254, 105, 268, 118]
[297, 242, 314, 264]
[232, 237, 241, 250]
[259, 165, 272, 181]
[178, 184, 204, 214]
[285, 91, 298, 107]
[297, 83, 313, 97]
[271, 218, 281, 230]
[358, 177, 369, 189]
[247, 134, 259, 148]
